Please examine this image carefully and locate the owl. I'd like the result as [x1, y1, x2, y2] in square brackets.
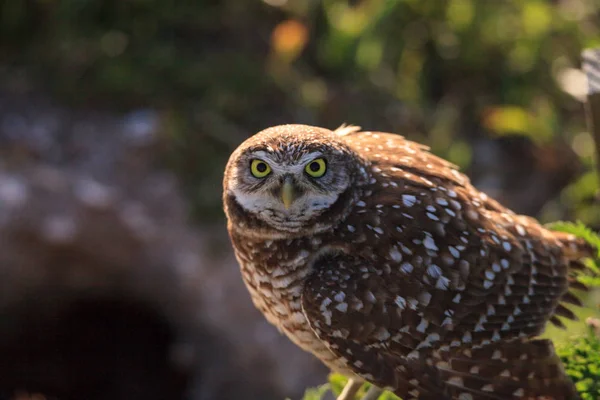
[222, 124, 595, 400]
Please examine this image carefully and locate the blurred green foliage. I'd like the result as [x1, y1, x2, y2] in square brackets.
[558, 170, 600, 230]
[545, 221, 600, 342]
[1, 0, 599, 223]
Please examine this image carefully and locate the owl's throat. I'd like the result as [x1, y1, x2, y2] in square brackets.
[226, 186, 356, 240]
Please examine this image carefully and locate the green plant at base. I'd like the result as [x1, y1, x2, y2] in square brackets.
[301, 373, 400, 400]
[557, 328, 600, 400]
[298, 382, 331, 400]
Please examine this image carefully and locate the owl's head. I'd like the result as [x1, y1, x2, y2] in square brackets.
[223, 124, 366, 238]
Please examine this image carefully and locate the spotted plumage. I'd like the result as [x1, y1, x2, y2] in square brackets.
[223, 124, 595, 400]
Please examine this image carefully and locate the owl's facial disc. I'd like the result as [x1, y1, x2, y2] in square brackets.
[228, 148, 352, 233]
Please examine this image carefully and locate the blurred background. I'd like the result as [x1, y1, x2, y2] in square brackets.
[0, 0, 599, 399]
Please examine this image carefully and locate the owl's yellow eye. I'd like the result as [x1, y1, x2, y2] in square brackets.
[250, 159, 271, 178]
[305, 158, 327, 178]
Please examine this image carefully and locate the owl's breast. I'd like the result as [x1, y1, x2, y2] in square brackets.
[231, 232, 356, 373]
[232, 235, 314, 328]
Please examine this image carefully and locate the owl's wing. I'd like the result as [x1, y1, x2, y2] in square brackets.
[301, 252, 579, 400]
[338, 129, 592, 335]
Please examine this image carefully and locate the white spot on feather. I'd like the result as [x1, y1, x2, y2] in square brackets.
[427, 264, 442, 278]
[402, 195, 417, 207]
[400, 262, 414, 274]
[481, 384, 494, 392]
[416, 318, 429, 333]
[449, 246, 460, 258]
[335, 302, 348, 312]
[436, 276, 450, 290]
[395, 296, 406, 309]
[389, 247, 403, 262]
[320, 298, 332, 325]
[334, 292, 345, 302]
[423, 236, 439, 251]
[462, 331, 472, 343]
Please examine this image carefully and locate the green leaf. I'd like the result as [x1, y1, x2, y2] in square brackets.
[546, 221, 600, 258]
[328, 373, 348, 396]
[557, 328, 600, 398]
[546, 221, 600, 276]
[300, 383, 330, 400]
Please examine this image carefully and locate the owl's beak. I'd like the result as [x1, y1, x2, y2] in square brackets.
[281, 178, 295, 210]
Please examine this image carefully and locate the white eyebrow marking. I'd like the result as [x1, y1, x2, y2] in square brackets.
[298, 152, 325, 164]
[250, 151, 279, 163]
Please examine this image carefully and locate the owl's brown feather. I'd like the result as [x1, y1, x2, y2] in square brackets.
[223, 125, 595, 400]
[301, 255, 578, 399]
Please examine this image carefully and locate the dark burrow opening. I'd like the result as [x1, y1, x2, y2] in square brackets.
[0, 297, 190, 400]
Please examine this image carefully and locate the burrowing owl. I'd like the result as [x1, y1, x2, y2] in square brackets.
[222, 124, 595, 400]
